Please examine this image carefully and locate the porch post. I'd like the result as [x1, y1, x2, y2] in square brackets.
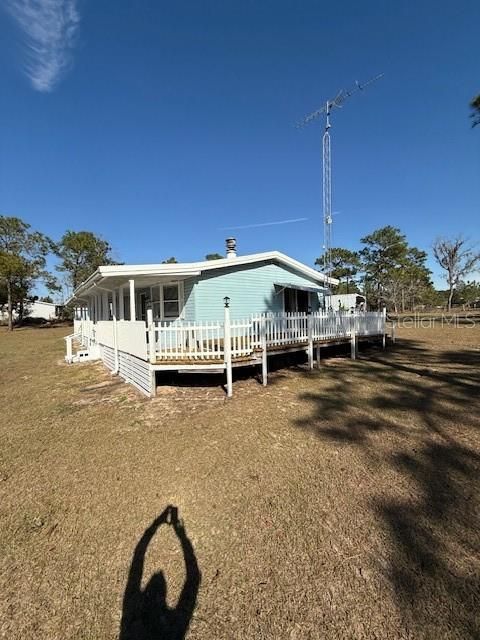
[129, 279, 136, 321]
[147, 307, 156, 364]
[112, 289, 119, 373]
[102, 291, 109, 320]
[224, 298, 233, 398]
[350, 314, 357, 360]
[261, 315, 268, 386]
[307, 312, 314, 370]
[119, 285, 125, 320]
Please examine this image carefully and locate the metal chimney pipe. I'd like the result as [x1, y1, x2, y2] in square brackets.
[226, 237, 237, 259]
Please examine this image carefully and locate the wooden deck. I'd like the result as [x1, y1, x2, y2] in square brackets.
[69, 312, 389, 397]
[152, 333, 385, 369]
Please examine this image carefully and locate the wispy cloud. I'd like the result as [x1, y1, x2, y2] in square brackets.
[5, 0, 80, 92]
[221, 217, 309, 231]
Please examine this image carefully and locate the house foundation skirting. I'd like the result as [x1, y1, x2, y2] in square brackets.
[101, 345, 155, 397]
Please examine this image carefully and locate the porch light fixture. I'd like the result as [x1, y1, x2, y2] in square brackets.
[223, 296, 230, 308]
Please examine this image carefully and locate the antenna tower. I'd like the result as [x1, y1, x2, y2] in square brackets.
[297, 73, 383, 279]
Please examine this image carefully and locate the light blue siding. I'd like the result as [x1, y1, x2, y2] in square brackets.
[182, 278, 196, 321]
[183, 260, 327, 322]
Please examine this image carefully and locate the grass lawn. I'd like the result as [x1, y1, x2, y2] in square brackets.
[0, 322, 479, 639]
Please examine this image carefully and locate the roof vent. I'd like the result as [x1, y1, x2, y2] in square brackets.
[226, 237, 237, 259]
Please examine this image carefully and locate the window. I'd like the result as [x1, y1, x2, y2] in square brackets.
[297, 290, 309, 313]
[283, 287, 310, 313]
[284, 288, 296, 312]
[151, 282, 181, 320]
[163, 284, 179, 318]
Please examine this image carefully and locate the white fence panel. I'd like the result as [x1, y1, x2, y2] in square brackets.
[230, 319, 253, 357]
[155, 321, 224, 360]
[117, 321, 148, 360]
[96, 321, 115, 348]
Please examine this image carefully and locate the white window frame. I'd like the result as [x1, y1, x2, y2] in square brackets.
[150, 281, 184, 321]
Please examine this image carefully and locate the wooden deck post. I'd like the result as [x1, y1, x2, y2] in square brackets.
[316, 344, 321, 368]
[307, 313, 313, 370]
[147, 308, 156, 364]
[149, 369, 156, 398]
[350, 315, 357, 360]
[129, 279, 136, 321]
[224, 300, 233, 398]
[65, 336, 73, 363]
[261, 315, 268, 386]
[382, 306, 387, 349]
[307, 313, 314, 370]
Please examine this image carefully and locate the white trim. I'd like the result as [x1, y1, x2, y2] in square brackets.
[129, 279, 136, 321]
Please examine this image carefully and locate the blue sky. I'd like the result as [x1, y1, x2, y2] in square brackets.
[0, 0, 479, 297]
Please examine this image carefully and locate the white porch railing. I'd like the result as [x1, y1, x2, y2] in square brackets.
[152, 311, 385, 361]
[66, 310, 387, 398]
[152, 318, 254, 361]
[73, 319, 96, 348]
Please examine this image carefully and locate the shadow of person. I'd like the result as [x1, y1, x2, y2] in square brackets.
[119, 505, 201, 640]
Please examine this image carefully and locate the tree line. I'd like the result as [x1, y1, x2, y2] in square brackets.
[0, 215, 227, 330]
[317, 226, 480, 312]
[1, 215, 479, 331]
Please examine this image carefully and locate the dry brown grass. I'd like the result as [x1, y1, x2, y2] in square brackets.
[0, 323, 479, 639]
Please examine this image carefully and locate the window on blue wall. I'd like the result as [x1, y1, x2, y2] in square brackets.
[163, 284, 179, 318]
[284, 288, 296, 312]
[151, 283, 181, 320]
[283, 287, 310, 313]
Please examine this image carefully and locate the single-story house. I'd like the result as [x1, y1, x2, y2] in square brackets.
[72, 238, 337, 324]
[67, 239, 387, 397]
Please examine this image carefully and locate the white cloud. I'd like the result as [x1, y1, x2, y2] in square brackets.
[6, 0, 80, 92]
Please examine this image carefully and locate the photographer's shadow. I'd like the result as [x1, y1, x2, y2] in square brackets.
[119, 506, 201, 640]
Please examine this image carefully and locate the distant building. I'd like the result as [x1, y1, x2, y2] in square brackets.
[325, 293, 366, 311]
[0, 300, 62, 322]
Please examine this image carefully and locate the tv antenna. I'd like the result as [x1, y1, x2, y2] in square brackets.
[296, 73, 384, 279]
